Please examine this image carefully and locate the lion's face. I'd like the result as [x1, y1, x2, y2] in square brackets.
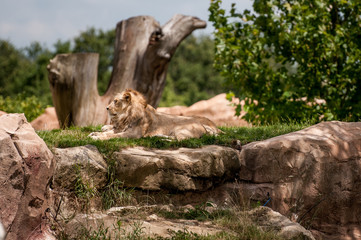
[107, 89, 149, 130]
[107, 93, 130, 117]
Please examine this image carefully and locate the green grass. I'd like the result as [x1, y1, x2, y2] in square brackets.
[37, 122, 311, 156]
[101, 179, 135, 210]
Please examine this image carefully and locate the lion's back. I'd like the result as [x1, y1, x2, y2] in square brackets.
[146, 112, 221, 139]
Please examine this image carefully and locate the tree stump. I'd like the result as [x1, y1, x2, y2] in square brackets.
[47, 15, 206, 128]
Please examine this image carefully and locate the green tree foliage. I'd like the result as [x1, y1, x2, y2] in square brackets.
[0, 40, 30, 96]
[160, 35, 225, 107]
[53, 28, 116, 95]
[72, 28, 115, 95]
[23, 42, 53, 101]
[0, 94, 48, 122]
[0, 40, 53, 104]
[209, 0, 361, 124]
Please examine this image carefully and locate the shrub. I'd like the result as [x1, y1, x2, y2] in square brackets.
[209, 0, 361, 124]
[0, 93, 48, 121]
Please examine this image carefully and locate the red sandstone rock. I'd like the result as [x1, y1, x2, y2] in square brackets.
[31, 107, 59, 130]
[157, 94, 249, 127]
[0, 114, 55, 240]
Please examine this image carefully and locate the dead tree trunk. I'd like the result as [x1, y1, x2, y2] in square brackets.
[47, 15, 206, 128]
[47, 53, 109, 127]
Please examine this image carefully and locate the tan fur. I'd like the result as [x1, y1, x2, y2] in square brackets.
[89, 89, 222, 140]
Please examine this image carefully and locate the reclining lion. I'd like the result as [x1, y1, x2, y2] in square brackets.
[89, 89, 222, 140]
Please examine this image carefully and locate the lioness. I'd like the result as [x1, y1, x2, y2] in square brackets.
[89, 89, 222, 140]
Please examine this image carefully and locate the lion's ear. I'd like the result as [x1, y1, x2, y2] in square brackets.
[124, 92, 131, 103]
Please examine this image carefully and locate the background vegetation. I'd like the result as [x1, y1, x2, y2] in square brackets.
[0, 40, 53, 105]
[0, 30, 224, 114]
[0, 94, 48, 121]
[160, 35, 226, 107]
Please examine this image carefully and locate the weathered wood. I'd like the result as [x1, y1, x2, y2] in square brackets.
[47, 53, 108, 127]
[106, 14, 207, 106]
[48, 15, 206, 128]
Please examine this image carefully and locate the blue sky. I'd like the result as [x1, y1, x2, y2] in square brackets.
[0, 0, 253, 49]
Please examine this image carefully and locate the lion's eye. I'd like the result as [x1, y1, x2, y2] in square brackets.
[114, 99, 118, 104]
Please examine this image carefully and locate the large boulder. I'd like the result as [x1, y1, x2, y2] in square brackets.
[31, 107, 59, 131]
[0, 114, 55, 240]
[157, 93, 249, 127]
[113, 145, 241, 191]
[52, 145, 108, 191]
[238, 121, 361, 240]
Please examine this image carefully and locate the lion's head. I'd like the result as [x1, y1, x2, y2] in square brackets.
[107, 89, 148, 131]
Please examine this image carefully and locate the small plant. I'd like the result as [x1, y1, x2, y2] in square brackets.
[124, 221, 145, 240]
[73, 164, 98, 204]
[184, 202, 212, 221]
[100, 155, 135, 210]
[167, 229, 201, 240]
[74, 175, 98, 199]
[101, 179, 134, 210]
[155, 228, 238, 240]
[79, 223, 111, 240]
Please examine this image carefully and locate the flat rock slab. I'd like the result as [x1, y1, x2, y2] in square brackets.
[113, 145, 241, 191]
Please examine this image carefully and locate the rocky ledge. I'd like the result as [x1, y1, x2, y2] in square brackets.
[1, 113, 361, 239]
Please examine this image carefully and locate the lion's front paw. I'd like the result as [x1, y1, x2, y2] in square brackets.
[88, 132, 102, 140]
[101, 125, 113, 132]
